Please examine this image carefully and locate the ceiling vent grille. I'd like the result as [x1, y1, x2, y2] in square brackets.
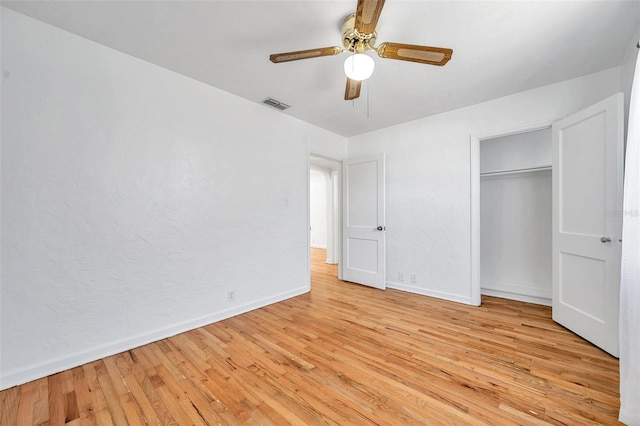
[262, 97, 290, 111]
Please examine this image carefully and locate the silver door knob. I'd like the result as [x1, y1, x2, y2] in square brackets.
[377, 226, 385, 231]
[600, 236, 612, 243]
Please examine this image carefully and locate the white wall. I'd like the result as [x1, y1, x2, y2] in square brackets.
[481, 170, 552, 304]
[0, 8, 346, 390]
[479, 128, 552, 173]
[348, 68, 621, 304]
[328, 169, 340, 265]
[310, 167, 328, 248]
[620, 29, 640, 139]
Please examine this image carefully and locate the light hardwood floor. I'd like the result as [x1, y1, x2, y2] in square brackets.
[0, 248, 621, 425]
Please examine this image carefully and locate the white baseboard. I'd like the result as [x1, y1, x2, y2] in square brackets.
[386, 281, 476, 306]
[0, 286, 309, 391]
[481, 288, 552, 306]
[480, 280, 551, 306]
[310, 243, 327, 249]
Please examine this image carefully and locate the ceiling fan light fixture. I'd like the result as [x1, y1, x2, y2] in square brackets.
[269, 1, 453, 101]
[344, 53, 375, 81]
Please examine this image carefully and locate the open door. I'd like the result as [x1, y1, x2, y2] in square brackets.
[342, 154, 386, 289]
[552, 93, 623, 357]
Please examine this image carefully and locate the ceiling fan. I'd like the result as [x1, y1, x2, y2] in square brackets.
[269, 0, 453, 101]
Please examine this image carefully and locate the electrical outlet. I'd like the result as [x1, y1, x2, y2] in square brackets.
[228, 290, 235, 302]
[411, 275, 417, 284]
[398, 272, 404, 282]
[283, 197, 289, 207]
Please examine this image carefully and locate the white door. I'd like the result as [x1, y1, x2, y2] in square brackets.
[552, 93, 624, 357]
[342, 154, 386, 289]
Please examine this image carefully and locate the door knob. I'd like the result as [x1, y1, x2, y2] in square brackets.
[377, 226, 385, 231]
[600, 236, 612, 243]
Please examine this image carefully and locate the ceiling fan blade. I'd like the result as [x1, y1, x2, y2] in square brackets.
[270, 47, 342, 63]
[344, 78, 361, 100]
[354, 0, 386, 35]
[377, 42, 452, 66]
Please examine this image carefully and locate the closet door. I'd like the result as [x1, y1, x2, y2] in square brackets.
[552, 93, 623, 357]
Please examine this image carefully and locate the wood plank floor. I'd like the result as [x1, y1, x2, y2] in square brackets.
[0, 248, 621, 425]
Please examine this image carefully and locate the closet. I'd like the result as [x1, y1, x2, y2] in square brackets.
[480, 128, 552, 305]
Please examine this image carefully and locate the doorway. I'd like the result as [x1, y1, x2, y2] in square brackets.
[470, 123, 553, 306]
[309, 154, 342, 280]
[478, 127, 553, 306]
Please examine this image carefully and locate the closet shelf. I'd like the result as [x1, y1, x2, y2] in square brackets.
[480, 165, 551, 177]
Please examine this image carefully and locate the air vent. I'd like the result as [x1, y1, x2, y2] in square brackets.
[262, 97, 290, 111]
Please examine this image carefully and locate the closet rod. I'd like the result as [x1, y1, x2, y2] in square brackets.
[480, 165, 552, 177]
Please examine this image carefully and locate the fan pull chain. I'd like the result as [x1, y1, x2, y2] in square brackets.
[366, 80, 370, 119]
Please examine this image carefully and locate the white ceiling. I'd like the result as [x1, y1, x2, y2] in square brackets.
[3, 0, 639, 137]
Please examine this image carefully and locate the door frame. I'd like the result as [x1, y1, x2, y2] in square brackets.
[469, 120, 553, 306]
[308, 153, 343, 280]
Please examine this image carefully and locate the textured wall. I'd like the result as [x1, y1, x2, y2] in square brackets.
[0, 8, 346, 389]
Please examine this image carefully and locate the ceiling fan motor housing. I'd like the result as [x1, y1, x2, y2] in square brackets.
[342, 13, 377, 53]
